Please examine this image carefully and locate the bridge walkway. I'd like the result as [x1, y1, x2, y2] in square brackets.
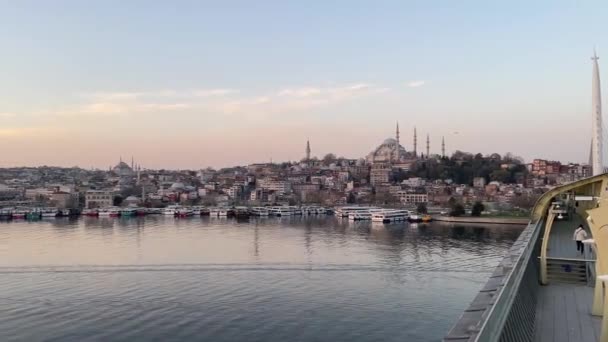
[546, 214, 590, 260]
[534, 284, 600, 342]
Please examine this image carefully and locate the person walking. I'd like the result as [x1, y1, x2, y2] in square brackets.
[573, 224, 588, 255]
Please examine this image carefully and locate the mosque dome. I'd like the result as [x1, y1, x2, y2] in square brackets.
[383, 138, 398, 145]
[170, 182, 185, 190]
[366, 138, 408, 163]
[113, 160, 134, 177]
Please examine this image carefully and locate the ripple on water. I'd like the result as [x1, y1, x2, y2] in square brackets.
[0, 217, 522, 342]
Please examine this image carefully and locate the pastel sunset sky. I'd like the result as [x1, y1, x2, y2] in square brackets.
[1, 1, 607, 169]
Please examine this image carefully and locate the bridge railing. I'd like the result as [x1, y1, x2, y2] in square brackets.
[443, 219, 542, 342]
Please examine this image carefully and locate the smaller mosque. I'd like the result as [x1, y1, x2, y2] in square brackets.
[366, 123, 417, 164]
[112, 157, 135, 177]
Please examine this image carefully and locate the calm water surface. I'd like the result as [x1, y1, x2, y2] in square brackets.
[0, 216, 523, 342]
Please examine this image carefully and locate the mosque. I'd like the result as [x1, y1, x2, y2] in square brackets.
[112, 157, 136, 177]
[366, 122, 420, 164]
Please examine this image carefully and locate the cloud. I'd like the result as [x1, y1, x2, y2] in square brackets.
[193, 89, 238, 97]
[0, 127, 61, 138]
[0, 112, 17, 118]
[38, 83, 388, 119]
[407, 80, 426, 88]
[83, 89, 238, 101]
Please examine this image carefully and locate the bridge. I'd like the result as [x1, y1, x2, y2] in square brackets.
[444, 174, 608, 341]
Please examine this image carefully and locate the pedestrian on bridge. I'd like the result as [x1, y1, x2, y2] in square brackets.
[573, 224, 588, 255]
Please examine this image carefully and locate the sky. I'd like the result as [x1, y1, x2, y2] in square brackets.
[1, 0, 608, 169]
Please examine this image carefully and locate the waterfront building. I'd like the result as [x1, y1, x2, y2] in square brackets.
[84, 190, 113, 209]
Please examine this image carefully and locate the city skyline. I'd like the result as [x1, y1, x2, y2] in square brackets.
[2, 1, 608, 168]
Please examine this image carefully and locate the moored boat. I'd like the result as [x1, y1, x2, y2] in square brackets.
[83, 208, 99, 217]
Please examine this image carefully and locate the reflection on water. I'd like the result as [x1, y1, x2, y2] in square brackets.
[0, 216, 522, 342]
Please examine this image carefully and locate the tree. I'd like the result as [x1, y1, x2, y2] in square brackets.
[113, 195, 124, 206]
[322, 153, 337, 165]
[417, 202, 428, 214]
[450, 204, 466, 217]
[471, 201, 485, 217]
[346, 192, 356, 204]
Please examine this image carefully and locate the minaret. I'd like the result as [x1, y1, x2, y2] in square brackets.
[306, 139, 311, 161]
[426, 134, 430, 158]
[395, 121, 400, 162]
[131, 156, 134, 170]
[441, 136, 445, 158]
[413, 127, 418, 156]
[591, 49, 604, 175]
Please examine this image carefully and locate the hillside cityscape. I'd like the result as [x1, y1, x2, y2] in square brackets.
[0, 123, 590, 215]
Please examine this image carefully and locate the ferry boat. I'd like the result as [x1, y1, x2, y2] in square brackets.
[269, 207, 293, 217]
[41, 208, 59, 218]
[58, 209, 72, 217]
[335, 206, 378, 218]
[249, 207, 270, 216]
[0, 208, 13, 218]
[163, 205, 180, 216]
[191, 206, 204, 216]
[82, 208, 99, 217]
[27, 209, 42, 220]
[12, 209, 27, 219]
[290, 207, 302, 215]
[99, 207, 121, 217]
[176, 207, 194, 217]
[121, 208, 137, 217]
[348, 209, 385, 221]
[371, 209, 409, 223]
[409, 214, 432, 223]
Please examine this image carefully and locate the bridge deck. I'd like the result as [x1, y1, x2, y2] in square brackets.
[535, 284, 600, 342]
[547, 215, 591, 260]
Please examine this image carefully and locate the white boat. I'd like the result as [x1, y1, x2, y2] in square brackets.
[218, 208, 228, 217]
[176, 207, 194, 217]
[269, 207, 293, 217]
[335, 206, 378, 218]
[12, 209, 27, 219]
[163, 205, 180, 216]
[250, 207, 269, 216]
[41, 208, 59, 218]
[99, 207, 121, 217]
[290, 206, 302, 215]
[371, 209, 409, 223]
[83, 208, 98, 217]
[347, 209, 383, 221]
[191, 206, 203, 216]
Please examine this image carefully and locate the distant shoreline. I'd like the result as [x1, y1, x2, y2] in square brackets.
[432, 215, 529, 225]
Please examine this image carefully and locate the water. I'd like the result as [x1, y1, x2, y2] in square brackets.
[0, 216, 523, 342]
